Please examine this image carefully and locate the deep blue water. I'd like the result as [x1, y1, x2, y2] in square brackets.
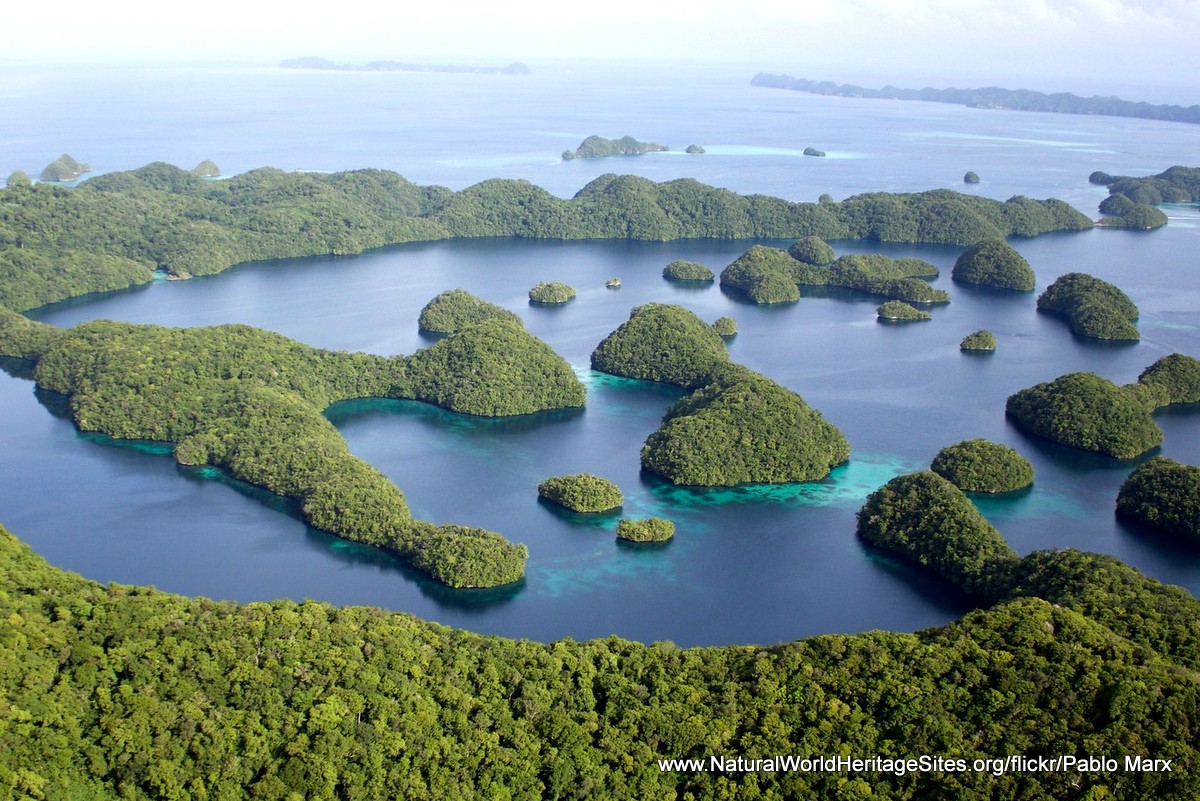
[2, 62, 1199, 645]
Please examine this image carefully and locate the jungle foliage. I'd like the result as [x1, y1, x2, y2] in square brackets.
[950, 239, 1035, 291]
[528, 281, 576, 304]
[418, 289, 523, 333]
[615, 517, 675, 542]
[661, 259, 714, 282]
[1116, 457, 1200, 541]
[930, 439, 1034, 493]
[537, 474, 624, 513]
[959, 329, 996, 351]
[1037, 272, 1140, 341]
[876, 301, 930, 321]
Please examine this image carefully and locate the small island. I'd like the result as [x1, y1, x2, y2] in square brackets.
[417, 288, 522, 333]
[39, 153, 91, 182]
[538, 474, 623, 513]
[803, 147, 826, 157]
[191, 160, 220, 178]
[964, 171, 980, 184]
[1037, 272, 1139, 341]
[562, 135, 668, 161]
[711, 316, 737, 338]
[877, 300, 931, 321]
[931, 439, 1034, 493]
[616, 517, 675, 542]
[662, 259, 715, 282]
[951, 240, 1035, 291]
[5, 170, 31, 188]
[685, 144, 705, 154]
[605, 277, 621, 289]
[856, 471, 1016, 595]
[528, 281, 576, 304]
[960, 329, 997, 352]
[1116, 457, 1200, 541]
[1137, 353, 1200, 405]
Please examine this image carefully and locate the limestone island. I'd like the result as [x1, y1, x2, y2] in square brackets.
[562, 135, 668, 160]
[417, 288, 522, 334]
[616, 517, 675, 543]
[964, 171, 980, 184]
[685, 144, 705, 154]
[960, 329, 997, 352]
[952, 240, 1035, 291]
[803, 147, 826, 157]
[662, 259, 714, 282]
[605, 277, 621, 289]
[1117, 457, 1200, 541]
[191, 160, 220, 178]
[5, 170, 31, 188]
[528, 281, 576, 304]
[877, 300, 931, 321]
[538, 474, 623, 513]
[1095, 193, 1169, 229]
[931, 439, 1034, 493]
[39, 153, 91, 182]
[1037, 272, 1139, 341]
[1091, 165, 1196, 229]
[711, 316, 737, 338]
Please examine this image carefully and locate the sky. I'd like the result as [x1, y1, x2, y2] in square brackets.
[7, 0, 1199, 101]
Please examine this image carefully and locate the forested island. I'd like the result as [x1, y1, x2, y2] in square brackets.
[281, 57, 532, 75]
[591, 304, 849, 485]
[951, 239, 1034, 291]
[1036, 272, 1140, 341]
[1117, 457, 1200, 540]
[0, 290, 589, 589]
[561, 135, 668, 160]
[0, 162, 1093, 313]
[752, 73, 1200, 125]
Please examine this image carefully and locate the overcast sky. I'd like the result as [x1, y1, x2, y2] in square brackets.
[8, 0, 1198, 100]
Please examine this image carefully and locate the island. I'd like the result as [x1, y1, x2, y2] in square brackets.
[537, 474, 623, 513]
[281, 56, 532, 75]
[1090, 164, 1200, 204]
[562, 135, 668, 160]
[1006, 372, 1156, 458]
[786, 235, 835, 266]
[1036, 272, 1139, 341]
[951, 239, 1035, 291]
[931, 439, 1034, 493]
[528, 280, 576, 304]
[38, 153, 91, 182]
[417, 288, 523, 333]
[190, 159, 220, 178]
[5, 170, 31, 188]
[856, 471, 1016, 595]
[803, 147, 826, 157]
[877, 300, 931, 321]
[752, 73, 1200, 125]
[1116, 457, 1200, 541]
[0, 290, 588, 588]
[616, 517, 675, 542]
[959, 329, 997, 352]
[592, 304, 849, 485]
[0, 162, 1095, 313]
[685, 144, 705, 154]
[662, 259, 714, 282]
[964, 171, 980, 184]
[711, 316, 737, 338]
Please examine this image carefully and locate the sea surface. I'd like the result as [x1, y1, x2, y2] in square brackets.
[1, 61, 1199, 645]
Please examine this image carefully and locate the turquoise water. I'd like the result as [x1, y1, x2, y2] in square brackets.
[1, 63, 1199, 645]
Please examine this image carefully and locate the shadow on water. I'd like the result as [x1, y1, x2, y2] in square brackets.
[536, 496, 622, 529]
[0, 356, 36, 381]
[1114, 513, 1200, 561]
[1006, 418, 1160, 473]
[325, 397, 586, 435]
[33, 387, 72, 419]
[615, 536, 674, 553]
[857, 540, 976, 616]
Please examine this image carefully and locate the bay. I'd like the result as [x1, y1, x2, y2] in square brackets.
[1, 61, 1198, 645]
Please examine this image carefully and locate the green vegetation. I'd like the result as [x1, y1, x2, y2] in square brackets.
[527, 280, 576, 304]
[38, 153, 91, 182]
[562, 135, 668, 160]
[0, 164, 1093, 312]
[537, 473, 623, 513]
[1138, 353, 1200, 405]
[1037, 272, 1140, 340]
[661, 259, 714, 282]
[960, 329, 996, 351]
[802, 146, 825, 157]
[931, 439, 1034, 493]
[417, 289, 523, 333]
[1100, 203, 1169, 229]
[1092, 165, 1200, 204]
[5, 170, 31, 188]
[786, 235, 835, 265]
[1117, 457, 1200, 540]
[1006, 372, 1162, 458]
[190, 159, 220, 177]
[616, 517, 675, 542]
[2, 525, 1199, 799]
[795, 253, 948, 304]
[592, 304, 849, 485]
[0, 301, 588, 587]
[605, 277, 621, 288]
[754, 73, 1200, 125]
[856, 471, 1017, 594]
[718, 245, 800, 303]
[951, 239, 1035, 291]
[685, 144, 705, 154]
[591, 303, 729, 389]
[641, 364, 850, 485]
[963, 171, 980, 184]
[876, 300, 930, 321]
[711, 316, 737, 338]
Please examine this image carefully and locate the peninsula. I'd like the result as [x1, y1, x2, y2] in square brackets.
[752, 73, 1200, 125]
